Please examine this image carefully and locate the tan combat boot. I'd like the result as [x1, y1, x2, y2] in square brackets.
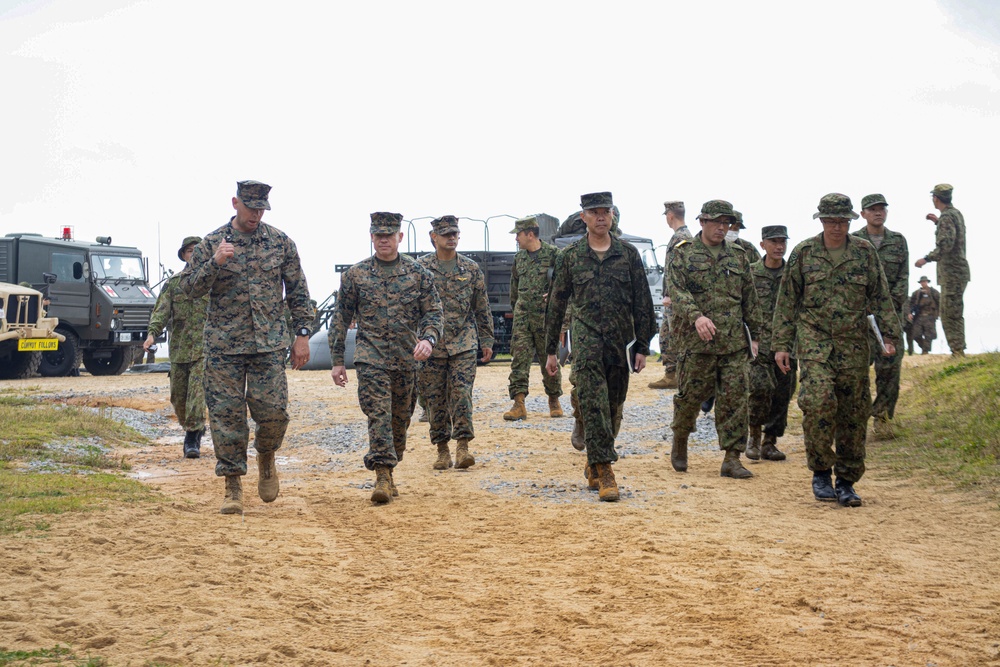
[433, 442, 453, 470]
[548, 395, 564, 418]
[371, 465, 393, 504]
[595, 463, 620, 502]
[648, 370, 678, 390]
[760, 433, 786, 461]
[671, 430, 688, 472]
[720, 448, 753, 479]
[746, 425, 762, 460]
[220, 475, 243, 515]
[503, 394, 527, 421]
[871, 413, 895, 441]
[571, 419, 586, 451]
[389, 469, 399, 497]
[258, 451, 279, 502]
[455, 439, 475, 469]
[584, 463, 599, 490]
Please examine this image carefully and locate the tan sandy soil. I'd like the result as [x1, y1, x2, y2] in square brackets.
[2, 357, 999, 666]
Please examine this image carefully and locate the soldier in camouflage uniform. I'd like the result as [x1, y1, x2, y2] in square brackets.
[417, 216, 494, 471]
[330, 212, 443, 505]
[181, 181, 313, 515]
[908, 276, 940, 354]
[730, 211, 763, 263]
[649, 201, 691, 390]
[853, 194, 909, 439]
[545, 192, 656, 502]
[504, 216, 564, 421]
[916, 184, 970, 357]
[144, 236, 209, 459]
[746, 226, 795, 463]
[773, 193, 900, 507]
[668, 200, 763, 479]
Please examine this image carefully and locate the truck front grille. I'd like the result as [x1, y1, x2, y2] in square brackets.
[2, 294, 40, 327]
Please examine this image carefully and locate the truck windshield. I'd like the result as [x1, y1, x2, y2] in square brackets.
[94, 255, 145, 280]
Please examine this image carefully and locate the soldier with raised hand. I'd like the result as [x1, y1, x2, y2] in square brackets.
[544, 192, 656, 502]
[909, 275, 941, 354]
[145, 236, 209, 459]
[772, 193, 900, 508]
[330, 212, 443, 505]
[417, 216, 494, 472]
[915, 184, 970, 357]
[667, 200, 763, 479]
[853, 194, 909, 439]
[649, 201, 691, 390]
[181, 180, 313, 515]
[504, 216, 564, 422]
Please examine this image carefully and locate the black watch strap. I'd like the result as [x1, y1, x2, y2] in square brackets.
[297, 327, 311, 337]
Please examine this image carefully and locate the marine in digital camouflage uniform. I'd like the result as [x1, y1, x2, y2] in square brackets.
[145, 236, 209, 459]
[909, 276, 940, 354]
[181, 181, 313, 515]
[330, 212, 443, 505]
[772, 193, 900, 508]
[504, 216, 563, 421]
[417, 216, 494, 472]
[668, 200, 763, 479]
[545, 192, 656, 502]
[916, 184, 970, 356]
[649, 201, 691, 390]
[854, 194, 909, 439]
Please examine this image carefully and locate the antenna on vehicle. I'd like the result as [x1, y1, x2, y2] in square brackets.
[483, 215, 518, 253]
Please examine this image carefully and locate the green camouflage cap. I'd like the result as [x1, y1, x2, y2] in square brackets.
[812, 193, 859, 220]
[236, 180, 271, 210]
[663, 200, 684, 216]
[431, 215, 460, 235]
[733, 210, 746, 229]
[370, 212, 403, 234]
[919, 275, 930, 283]
[930, 183, 953, 198]
[18, 281, 31, 288]
[509, 215, 540, 234]
[580, 191, 614, 210]
[177, 235, 202, 261]
[861, 193, 888, 209]
[761, 225, 789, 240]
[697, 199, 737, 221]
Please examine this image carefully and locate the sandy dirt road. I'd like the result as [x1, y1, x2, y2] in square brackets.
[1, 360, 999, 666]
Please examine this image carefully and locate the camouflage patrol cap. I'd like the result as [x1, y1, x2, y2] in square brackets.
[812, 193, 859, 220]
[697, 199, 737, 221]
[861, 193, 888, 209]
[236, 180, 271, 210]
[761, 225, 789, 240]
[580, 192, 614, 210]
[510, 216, 540, 234]
[919, 275, 930, 283]
[663, 200, 684, 216]
[431, 215, 460, 235]
[733, 210, 745, 229]
[177, 236, 202, 261]
[930, 183, 954, 198]
[370, 212, 403, 234]
[18, 281, 31, 288]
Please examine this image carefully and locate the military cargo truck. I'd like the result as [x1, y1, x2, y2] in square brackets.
[0, 282, 64, 379]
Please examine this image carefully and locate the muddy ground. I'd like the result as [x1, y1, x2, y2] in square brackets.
[1, 358, 999, 666]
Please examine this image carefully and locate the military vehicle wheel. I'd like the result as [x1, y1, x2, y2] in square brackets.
[82, 347, 133, 376]
[0, 349, 42, 379]
[39, 328, 82, 377]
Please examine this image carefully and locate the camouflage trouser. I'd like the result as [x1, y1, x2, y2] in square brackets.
[672, 351, 749, 451]
[940, 278, 968, 354]
[904, 318, 914, 354]
[169, 358, 206, 431]
[912, 315, 937, 354]
[869, 344, 902, 419]
[798, 360, 868, 484]
[419, 350, 477, 445]
[356, 363, 416, 471]
[507, 321, 562, 399]
[205, 350, 289, 477]
[570, 357, 630, 466]
[658, 305, 677, 373]
[748, 355, 797, 438]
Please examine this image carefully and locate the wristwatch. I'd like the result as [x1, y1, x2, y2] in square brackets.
[422, 335, 436, 347]
[296, 327, 311, 338]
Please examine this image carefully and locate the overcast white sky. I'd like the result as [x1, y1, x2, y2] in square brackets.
[3, 0, 997, 351]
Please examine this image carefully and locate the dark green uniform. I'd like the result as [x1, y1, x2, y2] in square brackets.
[909, 286, 940, 354]
[658, 224, 692, 373]
[508, 242, 563, 399]
[748, 259, 796, 440]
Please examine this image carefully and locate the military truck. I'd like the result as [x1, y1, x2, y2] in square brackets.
[0, 231, 157, 376]
[0, 282, 64, 379]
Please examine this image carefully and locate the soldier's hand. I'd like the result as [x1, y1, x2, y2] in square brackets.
[143, 334, 155, 351]
[290, 336, 310, 370]
[662, 296, 671, 307]
[695, 315, 716, 341]
[480, 347, 493, 363]
[775, 351, 791, 375]
[907, 313, 914, 322]
[413, 339, 433, 361]
[915, 258, 927, 268]
[633, 353, 646, 373]
[925, 213, 939, 223]
[545, 354, 559, 377]
[751, 340, 760, 358]
[883, 342, 896, 357]
[331, 365, 348, 387]
[214, 241, 235, 265]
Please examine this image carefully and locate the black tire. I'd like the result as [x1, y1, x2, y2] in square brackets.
[0, 349, 42, 380]
[82, 347, 133, 376]
[39, 328, 82, 377]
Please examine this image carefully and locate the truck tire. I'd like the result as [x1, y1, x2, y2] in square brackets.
[82, 347, 133, 376]
[0, 350, 42, 379]
[39, 328, 83, 377]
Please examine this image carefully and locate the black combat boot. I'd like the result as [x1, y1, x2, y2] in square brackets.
[812, 470, 836, 502]
[835, 478, 862, 507]
[183, 431, 200, 459]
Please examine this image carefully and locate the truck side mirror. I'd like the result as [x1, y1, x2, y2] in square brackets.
[73, 263, 84, 280]
[43, 272, 58, 285]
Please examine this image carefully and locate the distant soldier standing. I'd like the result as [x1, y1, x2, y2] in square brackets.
[181, 181, 313, 515]
[773, 193, 900, 507]
[909, 276, 941, 354]
[916, 184, 970, 357]
[649, 201, 691, 390]
[545, 192, 656, 502]
[853, 194, 909, 439]
[504, 216, 564, 421]
[330, 213, 443, 504]
[417, 216, 494, 471]
[145, 236, 209, 458]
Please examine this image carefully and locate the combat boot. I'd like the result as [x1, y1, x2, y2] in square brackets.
[594, 463, 620, 502]
[455, 439, 475, 469]
[812, 469, 836, 502]
[871, 413, 894, 441]
[258, 451, 279, 502]
[571, 419, 586, 451]
[760, 433, 786, 461]
[745, 425, 762, 460]
[503, 394, 527, 421]
[371, 465, 393, 504]
[548, 395, 564, 418]
[418, 405, 429, 422]
[720, 448, 753, 479]
[220, 475, 243, 515]
[389, 469, 399, 497]
[835, 478, 862, 507]
[183, 431, 200, 459]
[670, 430, 688, 472]
[647, 371, 677, 390]
[433, 442, 453, 470]
[584, 463, 599, 490]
